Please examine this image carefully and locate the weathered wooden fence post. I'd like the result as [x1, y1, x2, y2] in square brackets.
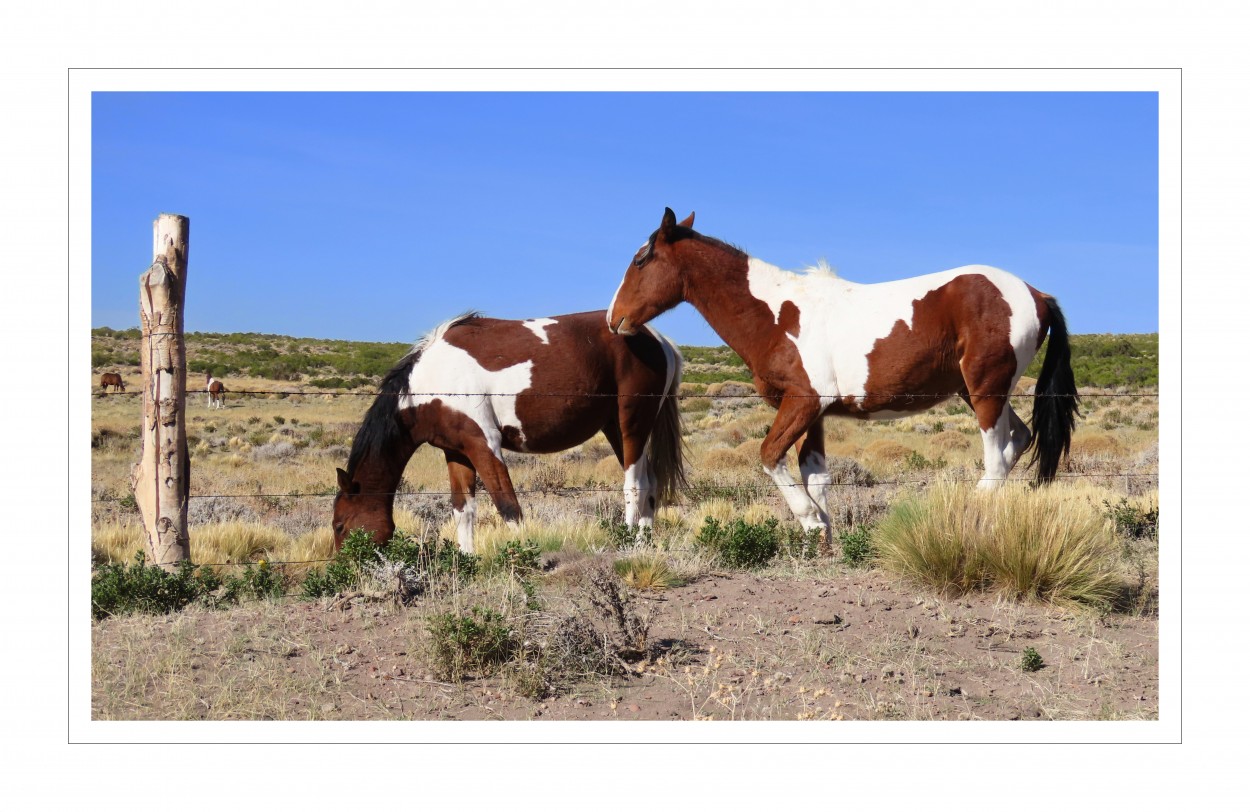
[131, 213, 191, 569]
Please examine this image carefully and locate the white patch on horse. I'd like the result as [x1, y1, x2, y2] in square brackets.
[745, 259, 1040, 411]
[522, 318, 559, 344]
[401, 336, 534, 460]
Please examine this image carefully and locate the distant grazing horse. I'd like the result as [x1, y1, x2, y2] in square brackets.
[333, 310, 687, 553]
[99, 372, 125, 393]
[206, 373, 226, 409]
[607, 208, 1078, 539]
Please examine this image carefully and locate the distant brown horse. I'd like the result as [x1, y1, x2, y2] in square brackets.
[607, 208, 1078, 539]
[333, 310, 686, 553]
[206, 372, 226, 409]
[99, 372, 125, 393]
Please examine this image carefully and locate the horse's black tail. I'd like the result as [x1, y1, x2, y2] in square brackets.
[648, 335, 689, 506]
[1027, 296, 1080, 484]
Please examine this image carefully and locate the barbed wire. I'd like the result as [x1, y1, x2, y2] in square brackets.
[90, 469, 1159, 505]
[93, 388, 1157, 400]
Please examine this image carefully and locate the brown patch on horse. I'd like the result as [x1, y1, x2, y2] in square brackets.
[860, 274, 1014, 426]
[439, 311, 673, 455]
[778, 300, 802, 338]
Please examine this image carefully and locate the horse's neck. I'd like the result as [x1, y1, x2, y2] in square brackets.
[351, 441, 417, 497]
[684, 254, 795, 371]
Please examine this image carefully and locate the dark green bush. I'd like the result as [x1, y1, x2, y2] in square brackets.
[91, 552, 224, 620]
[695, 517, 781, 569]
[838, 525, 876, 567]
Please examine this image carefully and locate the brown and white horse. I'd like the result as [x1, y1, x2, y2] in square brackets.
[332, 310, 686, 553]
[99, 372, 125, 393]
[608, 208, 1078, 538]
[206, 373, 226, 409]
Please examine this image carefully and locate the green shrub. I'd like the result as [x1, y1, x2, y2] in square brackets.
[1103, 498, 1159, 541]
[300, 530, 479, 599]
[223, 560, 287, 602]
[695, 516, 781, 569]
[491, 539, 542, 575]
[426, 607, 516, 681]
[91, 552, 225, 620]
[838, 525, 875, 567]
[1021, 647, 1045, 673]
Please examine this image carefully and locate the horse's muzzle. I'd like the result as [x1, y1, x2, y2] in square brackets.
[610, 315, 634, 336]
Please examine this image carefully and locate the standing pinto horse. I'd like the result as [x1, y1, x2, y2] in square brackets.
[333, 310, 686, 553]
[607, 209, 1078, 538]
[206, 372, 226, 409]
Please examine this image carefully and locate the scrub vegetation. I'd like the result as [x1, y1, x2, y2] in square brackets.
[90, 328, 1160, 720]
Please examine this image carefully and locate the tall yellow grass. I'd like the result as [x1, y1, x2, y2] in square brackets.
[873, 481, 1122, 608]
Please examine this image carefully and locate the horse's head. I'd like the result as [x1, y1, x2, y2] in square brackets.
[607, 207, 695, 335]
[331, 466, 395, 550]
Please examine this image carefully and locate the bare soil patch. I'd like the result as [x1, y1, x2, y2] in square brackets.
[92, 565, 1157, 722]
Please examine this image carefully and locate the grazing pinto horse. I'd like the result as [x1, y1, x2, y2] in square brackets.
[206, 373, 226, 409]
[607, 209, 1078, 538]
[99, 372, 125, 393]
[332, 310, 686, 553]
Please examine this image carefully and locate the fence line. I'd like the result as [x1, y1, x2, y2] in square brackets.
[94, 388, 1157, 400]
[90, 469, 1159, 504]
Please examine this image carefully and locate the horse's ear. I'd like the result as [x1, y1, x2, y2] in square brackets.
[677, 211, 695, 228]
[657, 207, 678, 242]
[336, 467, 353, 493]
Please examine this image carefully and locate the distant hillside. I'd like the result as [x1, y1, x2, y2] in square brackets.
[91, 327, 1158, 390]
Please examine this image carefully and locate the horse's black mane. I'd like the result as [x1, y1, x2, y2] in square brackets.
[647, 226, 747, 261]
[345, 353, 417, 477]
[344, 312, 481, 478]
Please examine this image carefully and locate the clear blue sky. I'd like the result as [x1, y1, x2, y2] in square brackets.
[92, 91, 1158, 346]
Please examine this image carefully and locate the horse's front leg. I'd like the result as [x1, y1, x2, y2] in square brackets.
[797, 423, 833, 545]
[445, 451, 478, 554]
[760, 394, 827, 532]
[460, 430, 524, 535]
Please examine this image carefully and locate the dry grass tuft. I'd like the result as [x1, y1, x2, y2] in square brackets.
[874, 481, 1122, 608]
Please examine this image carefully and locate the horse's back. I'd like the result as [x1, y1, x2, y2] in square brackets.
[408, 311, 674, 453]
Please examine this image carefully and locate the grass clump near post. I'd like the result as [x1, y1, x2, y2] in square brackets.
[873, 482, 1122, 609]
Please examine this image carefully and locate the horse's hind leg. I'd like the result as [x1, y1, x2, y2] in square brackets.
[964, 388, 1018, 489]
[1002, 403, 1031, 472]
[445, 451, 478, 553]
[614, 394, 665, 538]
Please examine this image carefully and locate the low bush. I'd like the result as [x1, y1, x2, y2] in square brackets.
[838, 525, 875, 567]
[91, 552, 285, 619]
[695, 516, 781, 569]
[300, 530, 479, 598]
[426, 607, 516, 681]
[91, 552, 223, 619]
